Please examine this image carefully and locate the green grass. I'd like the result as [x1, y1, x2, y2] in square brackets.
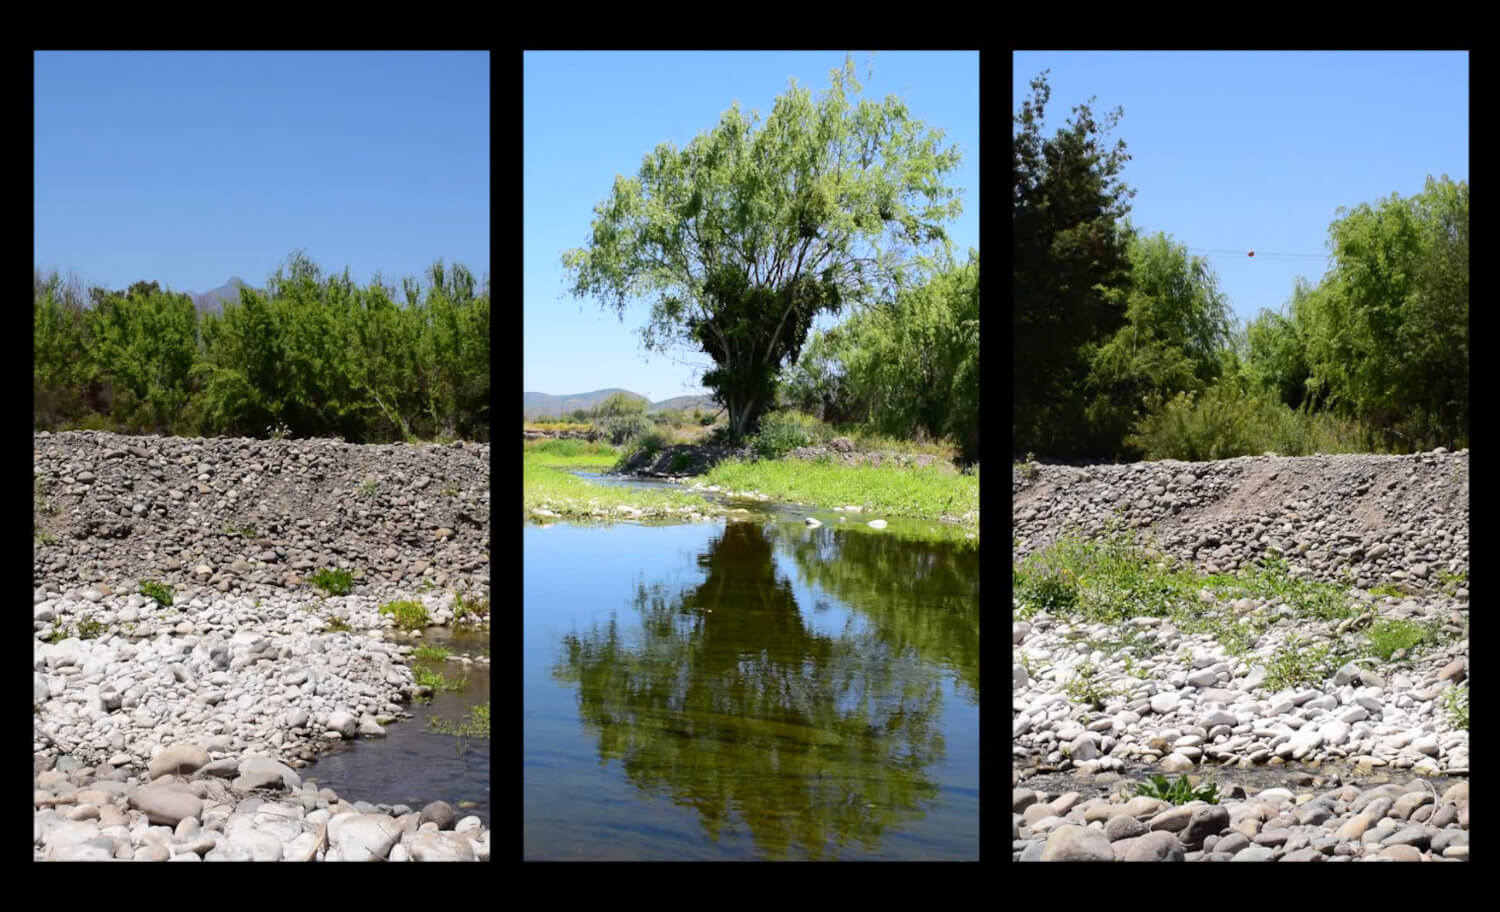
[357, 478, 379, 499]
[524, 444, 726, 523]
[1364, 619, 1441, 662]
[379, 599, 430, 631]
[1368, 582, 1404, 598]
[524, 438, 621, 468]
[1012, 526, 1471, 693]
[697, 457, 979, 532]
[323, 616, 353, 633]
[309, 568, 354, 596]
[413, 644, 451, 662]
[427, 702, 490, 738]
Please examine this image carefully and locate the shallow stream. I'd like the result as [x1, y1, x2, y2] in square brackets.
[525, 473, 980, 859]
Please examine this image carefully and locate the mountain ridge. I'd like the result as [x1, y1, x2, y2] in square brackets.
[524, 389, 715, 419]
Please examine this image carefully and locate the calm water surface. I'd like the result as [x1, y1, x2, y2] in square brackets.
[524, 501, 980, 860]
[301, 627, 491, 828]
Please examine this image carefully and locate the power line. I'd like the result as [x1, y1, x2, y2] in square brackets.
[1187, 247, 1330, 260]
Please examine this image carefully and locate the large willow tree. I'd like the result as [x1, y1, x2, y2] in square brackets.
[562, 55, 964, 441]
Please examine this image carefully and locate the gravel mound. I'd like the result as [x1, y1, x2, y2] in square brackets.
[34, 430, 490, 603]
[1013, 449, 1468, 592]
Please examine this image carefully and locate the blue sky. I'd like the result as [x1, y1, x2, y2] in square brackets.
[524, 50, 979, 404]
[35, 51, 489, 299]
[1012, 50, 1468, 329]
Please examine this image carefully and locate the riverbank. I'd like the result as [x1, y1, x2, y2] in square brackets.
[1012, 450, 1468, 861]
[525, 438, 979, 535]
[34, 585, 492, 860]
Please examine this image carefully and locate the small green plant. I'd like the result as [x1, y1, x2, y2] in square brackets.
[223, 522, 258, 537]
[427, 701, 490, 753]
[440, 484, 460, 498]
[1131, 774, 1220, 806]
[668, 450, 693, 474]
[1263, 634, 1344, 690]
[413, 644, 451, 662]
[75, 615, 104, 640]
[267, 420, 292, 441]
[357, 478, 379, 500]
[452, 591, 490, 622]
[1435, 567, 1467, 596]
[323, 616, 352, 633]
[1365, 619, 1434, 662]
[412, 664, 469, 699]
[379, 599, 430, 631]
[1368, 582, 1404, 599]
[1062, 662, 1117, 709]
[139, 579, 174, 607]
[309, 568, 354, 596]
[1442, 682, 1469, 731]
[1017, 451, 1039, 481]
[34, 526, 57, 545]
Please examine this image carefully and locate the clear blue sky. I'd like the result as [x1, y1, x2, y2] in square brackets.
[524, 50, 979, 404]
[1012, 50, 1468, 329]
[35, 51, 489, 298]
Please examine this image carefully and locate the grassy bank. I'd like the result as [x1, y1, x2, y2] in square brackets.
[698, 458, 979, 534]
[523, 439, 727, 522]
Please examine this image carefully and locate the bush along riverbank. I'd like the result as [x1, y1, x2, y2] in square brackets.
[1013, 450, 1469, 862]
[524, 439, 733, 524]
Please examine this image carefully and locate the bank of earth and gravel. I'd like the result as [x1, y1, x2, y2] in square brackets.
[525, 436, 979, 537]
[1012, 448, 1468, 861]
[34, 430, 491, 861]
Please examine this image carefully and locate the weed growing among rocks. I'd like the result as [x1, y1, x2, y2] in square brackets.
[1131, 773, 1221, 806]
[310, 568, 354, 596]
[139, 579, 174, 607]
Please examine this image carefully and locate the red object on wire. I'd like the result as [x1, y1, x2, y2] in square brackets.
[1247, 250, 1255, 257]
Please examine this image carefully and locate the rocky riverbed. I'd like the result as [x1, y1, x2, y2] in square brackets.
[1013, 448, 1469, 861]
[34, 430, 491, 861]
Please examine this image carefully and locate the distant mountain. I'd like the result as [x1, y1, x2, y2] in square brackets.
[524, 389, 648, 419]
[523, 389, 715, 419]
[190, 277, 260, 317]
[649, 395, 716, 415]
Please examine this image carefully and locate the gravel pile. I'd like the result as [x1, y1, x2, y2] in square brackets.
[1013, 449, 1468, 592]
[34, 430, 490, 602]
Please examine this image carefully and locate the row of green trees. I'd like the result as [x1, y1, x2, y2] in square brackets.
[34, 251, 490, 443]
[1013, 69, 1467, 461]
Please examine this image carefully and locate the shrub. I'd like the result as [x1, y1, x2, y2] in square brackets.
[599, 413, 651, 446]
[748, 410, 821, 459]
[669, 451, 693, 473]
[1131, 774, 1220, 806]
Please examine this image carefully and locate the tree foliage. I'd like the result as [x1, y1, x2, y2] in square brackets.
[1013, 69, 1136, 459]
[563, 54, 964, 442]
[34, 250, 490, 443]
[1081, 230, 1232, 457]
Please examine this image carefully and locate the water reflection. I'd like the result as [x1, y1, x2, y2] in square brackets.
[542, 518, 979, 859]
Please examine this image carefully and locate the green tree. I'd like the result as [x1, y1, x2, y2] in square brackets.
[1299, 175, 1467, 450]
[1081, 231, 1232, 457]
[563, 54, 963, 442]
[836, 249, 980, 458]
[1013, 70, 1136, 458]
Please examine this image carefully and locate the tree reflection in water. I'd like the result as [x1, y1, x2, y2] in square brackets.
[551, 518, 978, 859]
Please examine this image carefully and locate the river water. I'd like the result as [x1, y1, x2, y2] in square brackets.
[523, 477, 980, 860]
[297, 627, 491, 828]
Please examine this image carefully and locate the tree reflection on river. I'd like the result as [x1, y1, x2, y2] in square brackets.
[528, 516, 978, 860]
